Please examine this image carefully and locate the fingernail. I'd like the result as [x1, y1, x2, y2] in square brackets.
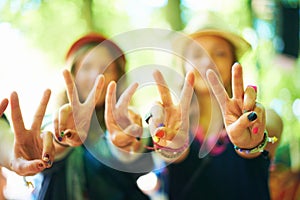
[65, 132, 71, 138]
[153, 136, 160, 143]
[155, 129, 165, 138]
[158, 123, 165, 127]
[247, 112, 257, 121]
[60, 131, 65, 137]
[38, 163, 44, 168]
[252, 127, 259, 134]
[58, 136, 63, 141]
[43, 154, 50, 161]
[136, 137, 140, 141]
[248, 85, 257, 92]
[46, 160, 52, 166]
[145, 113, 152, 124]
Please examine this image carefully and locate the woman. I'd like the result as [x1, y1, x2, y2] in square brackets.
[36, 32, 151, 200]
[146, 19, 283, 199]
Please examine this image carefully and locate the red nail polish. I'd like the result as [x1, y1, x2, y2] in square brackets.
[155, 129, 165, 138]
[252, 127, 259, 134]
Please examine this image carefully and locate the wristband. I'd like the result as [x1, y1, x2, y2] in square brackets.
[233, 130, 278, 154]
[153, 139, 189, 159]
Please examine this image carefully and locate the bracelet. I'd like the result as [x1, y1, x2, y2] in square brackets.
[153, 139, 189, 159]
[233, 130, 278, 154]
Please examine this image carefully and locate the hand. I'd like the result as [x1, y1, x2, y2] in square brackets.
[148, 70, 195, 152]
[0, 98, 8, 117]
[105, 81, 142, 153]
[206, 63, 266, 151]
[10, 90, 54, 176]
[53, 69, 105, 146]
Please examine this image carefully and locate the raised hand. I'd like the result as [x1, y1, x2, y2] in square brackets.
[105, 81, 142, 153]
[147, 70, 195, 160]
[206, 63, 266, 156]
[10, 90, 54, 176]
[53, 69, 105, 146]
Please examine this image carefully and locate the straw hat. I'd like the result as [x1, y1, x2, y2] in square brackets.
[184, 12, 251, 59]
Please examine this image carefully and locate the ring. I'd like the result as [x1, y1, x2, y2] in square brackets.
[144, 113, 152, 124]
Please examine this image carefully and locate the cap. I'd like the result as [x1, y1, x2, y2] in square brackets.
[65, 32, 125, 63]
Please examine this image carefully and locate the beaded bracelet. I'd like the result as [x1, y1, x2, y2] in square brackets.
[153, 139, 189, 159]
[233, 130, 278, 154]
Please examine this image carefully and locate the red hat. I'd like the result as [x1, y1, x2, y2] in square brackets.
[65, 32, 125, 63]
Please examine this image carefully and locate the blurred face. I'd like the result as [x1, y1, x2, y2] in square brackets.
[74, 46, 120, 106]
[184, 35, 235, 94]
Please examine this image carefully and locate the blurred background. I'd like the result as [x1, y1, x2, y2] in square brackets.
[0, 0, 299, 199]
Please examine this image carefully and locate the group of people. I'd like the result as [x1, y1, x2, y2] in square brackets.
[0, 12, 283, 200]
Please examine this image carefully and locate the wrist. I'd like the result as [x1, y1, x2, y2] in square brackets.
[153, 139, 189, 161]
[233, 130, 278, 154]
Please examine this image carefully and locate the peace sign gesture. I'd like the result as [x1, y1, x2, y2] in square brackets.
[9, 90, 54, 176]
[147, 70, 195, 161]
[53, 69, 105, 146]
[105, 81, 142, 153]
[207, 63, 266, 157]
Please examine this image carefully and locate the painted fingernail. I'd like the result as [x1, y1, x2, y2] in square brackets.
[38, 163, 44, 168]
[60, 131, 65, 137]
[252, 127, 259, 134]
[65, 132, 71, 138]
[155, 129, 165, 138]
[158, 123, 165, 127]
[153, 136, 160, 143]
[248, 85, 257, 92]
[58, 136, 63, 141]
[136, 137, 140, 141]
[43, 154, 50, 161]
[145, 113, 152, 124]
[247, 112, 257, 121]
[46, 160, 52, 166]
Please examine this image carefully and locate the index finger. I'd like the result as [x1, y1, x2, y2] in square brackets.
[153, 70, 173, 107]
[10, 91, 25, 134]
[31, 89, 51, 131]
[63, 69, 80, 104]
[206, 69, 230, 112]
[0, 98, 8, 116]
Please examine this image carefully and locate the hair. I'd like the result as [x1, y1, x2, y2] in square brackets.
[56, 37, 126, 108]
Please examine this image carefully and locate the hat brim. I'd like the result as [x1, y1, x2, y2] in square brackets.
[189, 29, 251, 59]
